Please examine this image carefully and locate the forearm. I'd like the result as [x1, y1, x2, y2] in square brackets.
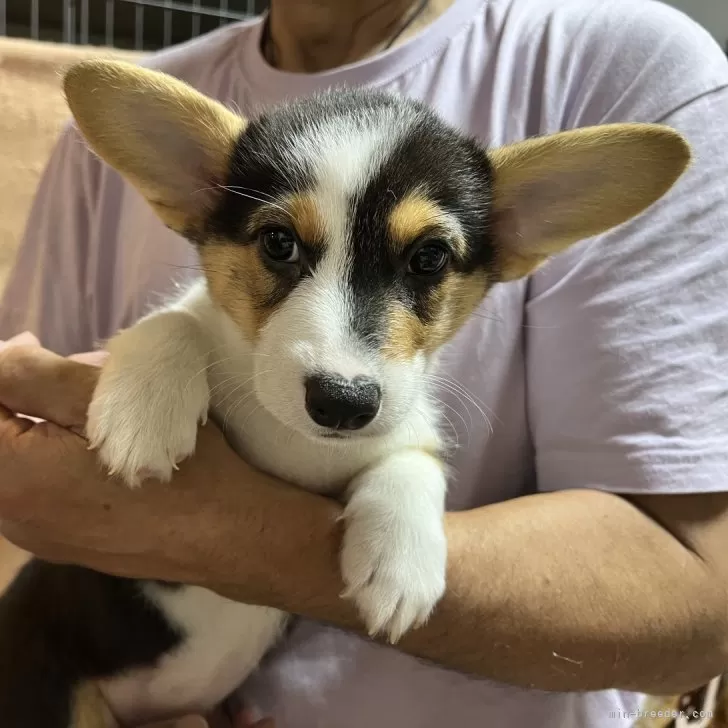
[209, 483, 728, 695]
[2, 343, 726, 695]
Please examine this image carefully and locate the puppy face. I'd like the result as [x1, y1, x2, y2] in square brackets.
[199, 93, 496, 438]
[63, 61, 691, 442]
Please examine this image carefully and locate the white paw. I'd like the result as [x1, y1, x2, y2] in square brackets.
[86, 317, 210, 488]
[340, 496, 447, 644]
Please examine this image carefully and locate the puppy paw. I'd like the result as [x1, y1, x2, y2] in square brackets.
[340, 492, 447, 644]
[86, 316, 210, 488]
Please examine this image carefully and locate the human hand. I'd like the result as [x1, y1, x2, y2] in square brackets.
[0, 332, 304, 596]
[0, 331, 106, 434]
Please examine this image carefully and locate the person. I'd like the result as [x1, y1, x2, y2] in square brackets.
[1, 0, 728, 726]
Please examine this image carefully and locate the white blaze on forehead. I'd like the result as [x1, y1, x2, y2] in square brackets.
[287, 108, 408, 270]
[271, 273, 375, 383]
[277, 109, 410, 375]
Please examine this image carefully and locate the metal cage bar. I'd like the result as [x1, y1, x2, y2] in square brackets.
[30, 0, 39, 39]
[106, 0, 115, 46]
[64, 0, 76, 44]
[163, 0, 173, 46]
[80, 0, 90, 43]
[1, 0, 263, 51]
[135, 2, 144, 49]
[191, 0, 200, 38]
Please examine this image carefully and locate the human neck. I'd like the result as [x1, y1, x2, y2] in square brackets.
[264, 0, 453, 73]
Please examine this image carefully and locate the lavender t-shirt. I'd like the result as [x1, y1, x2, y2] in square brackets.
[3, 0, 728, 725]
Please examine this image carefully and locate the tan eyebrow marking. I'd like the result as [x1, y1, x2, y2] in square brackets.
[246, 191, 326, 250]
[284, 192, 326, 249]
[388, 191, 466, 256]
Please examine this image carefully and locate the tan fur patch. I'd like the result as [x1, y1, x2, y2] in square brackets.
[70, 682, 115, 728]
[247, 191, 327, 249]
[382, 270, 488, 361]
[285, 192, 327, 248]
[388, 192, 466, 255]
[201, 240, 280, 340]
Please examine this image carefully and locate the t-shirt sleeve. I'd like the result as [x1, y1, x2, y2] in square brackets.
[0, 123, 101, 356]
[527, 6, 728, 494]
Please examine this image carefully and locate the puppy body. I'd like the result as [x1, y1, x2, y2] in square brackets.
[0, 60, 692, 728]
[93, 279, 444, 725]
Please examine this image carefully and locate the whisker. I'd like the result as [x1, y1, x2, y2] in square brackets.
[426, 373, 503, 429]
[435, 397, 470, 445]
[405, 419, 420, 450]
[426, 373, 489, 408]
[223, 390, 253, 434]
[438, 410, 459, 448]
[223, 185, 278, 202]
[237, 402, 263, 436]
[411, 404, 451, 448]
[437, 382, 475, 436]
[200, 184, 289, 214]
[216, 369, 274, 409]
[182, 351, 238, 393]
[426, 380, 475, 434]
[208, 373, 250, 399]
[185, 364, 224, 393]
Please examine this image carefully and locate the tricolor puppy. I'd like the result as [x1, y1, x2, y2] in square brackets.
[0, 60, 691, 727]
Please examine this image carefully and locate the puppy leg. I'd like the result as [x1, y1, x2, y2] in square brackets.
[340, 449, 448, 644]
[87, 283, 214, 488]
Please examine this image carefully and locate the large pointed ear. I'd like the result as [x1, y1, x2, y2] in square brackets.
[63, 59, 246, 236]
[488, 124, 692, 281]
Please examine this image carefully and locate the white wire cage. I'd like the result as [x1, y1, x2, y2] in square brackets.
[1, 0, 268, 51]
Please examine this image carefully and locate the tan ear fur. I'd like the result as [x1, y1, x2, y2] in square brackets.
[489, 123, 692, 281]
[63, 59, 246, 235]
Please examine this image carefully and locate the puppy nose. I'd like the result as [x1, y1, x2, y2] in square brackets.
[304, 374, 381, 431]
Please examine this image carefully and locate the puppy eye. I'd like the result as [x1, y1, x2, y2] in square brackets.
[259, 227, 300, 264]
[407, 242, 450, 277]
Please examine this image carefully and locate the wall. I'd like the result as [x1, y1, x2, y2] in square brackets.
[661, 0, 728, 47]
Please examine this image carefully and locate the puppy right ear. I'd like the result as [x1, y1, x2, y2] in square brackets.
[487, 123, 692, 281]
[63, 59, 246, 237]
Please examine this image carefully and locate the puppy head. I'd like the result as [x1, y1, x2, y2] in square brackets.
[64, 61, 691, 442]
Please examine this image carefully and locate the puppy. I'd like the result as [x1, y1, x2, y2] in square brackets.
[0, 60, 691, 728]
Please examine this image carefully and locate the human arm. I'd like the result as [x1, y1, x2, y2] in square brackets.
[1, 339, 727, 697]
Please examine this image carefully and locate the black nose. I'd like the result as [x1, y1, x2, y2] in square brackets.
[304, 374, 381, 431]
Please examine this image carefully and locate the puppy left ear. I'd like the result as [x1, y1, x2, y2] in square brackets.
[63, 60, 246, 236]
[487, 124, 692, 281]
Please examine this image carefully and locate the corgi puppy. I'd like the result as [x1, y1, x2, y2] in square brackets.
[0, 60, 691, 728]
